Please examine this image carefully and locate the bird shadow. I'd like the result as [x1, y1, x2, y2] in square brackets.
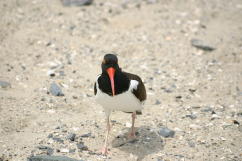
[111, 126, 164, 161]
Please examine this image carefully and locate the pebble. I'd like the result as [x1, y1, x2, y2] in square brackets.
[28, 155, 80, 161]
[185, 114, 197, 120]
[0, 81, 11, 88]
[76, 142, 88, 150]
[52, 137, 64, 143]
[158, 127, 175, 138]
[201, 107, 213, 112]
[49, 82, 64, 96]
[47, 70, 55, 77]
[155, 99, 161, 105]
[191, 39, 216, 51]
[80, 132, 91, 138]
[187, 140, 196, 147]
[66, 133, 76, 141]
[61, 0, 93, 6]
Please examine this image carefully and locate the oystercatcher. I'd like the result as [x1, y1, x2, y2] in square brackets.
[94, 54, 146, 155]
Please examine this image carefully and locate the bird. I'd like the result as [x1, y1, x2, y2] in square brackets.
[94, 54, 146, 155]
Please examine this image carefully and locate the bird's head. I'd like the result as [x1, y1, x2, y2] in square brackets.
[101, 54, 120, 96]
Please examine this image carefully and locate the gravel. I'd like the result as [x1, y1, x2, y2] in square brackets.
[49, 82, 64, 96]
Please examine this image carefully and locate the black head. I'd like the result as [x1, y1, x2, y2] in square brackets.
[101, 54, 119, 72]
[101, 54, 121, 96]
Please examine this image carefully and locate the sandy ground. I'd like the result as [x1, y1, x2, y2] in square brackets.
[0, 0, 242, 161]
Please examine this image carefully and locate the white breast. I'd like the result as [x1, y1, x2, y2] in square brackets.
[95, 79, 143, 113]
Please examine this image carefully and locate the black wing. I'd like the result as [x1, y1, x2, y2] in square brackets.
[123, 72, 147, 102]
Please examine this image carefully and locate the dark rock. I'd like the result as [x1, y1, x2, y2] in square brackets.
[52, 137, 64, 143]
[76, 142, 88, 150]
[191, 39, 216, 51]
[49, 73, 55, 77]
[175, 96, 182, 99]
[46, 42, 52, 46]
[189, 89, 196, 93]
[80, 132, 91, 138]
[49, 82, 64, 96]
[0, 81, 11, 89]
[61, 0, 93, 6]
[185, 114, 197, 120]
[66, 133, 76, 141]
[47, 134, 53, 138]
[28, 155, 80, 161]
[232, 120, 240, 125]
[158, 127, 175, 138]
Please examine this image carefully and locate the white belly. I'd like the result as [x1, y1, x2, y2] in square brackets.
[95, 79, 143, 112]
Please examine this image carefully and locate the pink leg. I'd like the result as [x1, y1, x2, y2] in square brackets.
[102, 116, 110, 155]
[128, 112, 136, 138]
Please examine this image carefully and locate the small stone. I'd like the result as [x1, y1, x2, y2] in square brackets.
[52, 137, 64, 143]
[49, 82, 64, 96]
[69, 149, 76, 153]
[72, 96, 78, 99]
[76, 143, 88, 151]
[158, 127, 175, 137]
[187, 140, 196, 147]
[66, 133, 76, 141]
[175, 96, 182, 99]
[189, 89, 196, 93]
[61, 0, 93, 6]
[28, 155, 80, 161]
[191, 39, 216, 51]
[201, 107, 213, 112]
[155, 100, 161, 105]
[47, 134, 53, 138]
[80, 132, 91, 138]
[232, 120, 240, 125]
[46, 41, 52, 46]
[185, 114, 197, 120]
[59, 71, 65, 76]
[0, 81, 11, 89]
[47, 70, 55, 77]
[41, 97, 46, 101]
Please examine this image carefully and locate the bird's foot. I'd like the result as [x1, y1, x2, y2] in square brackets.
[128, 132, 136, 139]
[101, 147, 110, 155]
